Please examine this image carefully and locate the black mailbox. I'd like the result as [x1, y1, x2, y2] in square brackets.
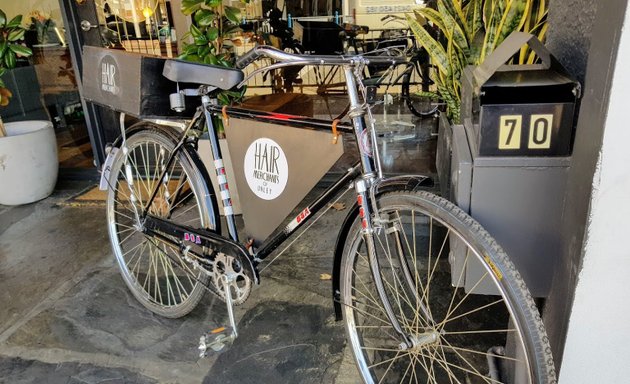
[461, 32, 580, 157]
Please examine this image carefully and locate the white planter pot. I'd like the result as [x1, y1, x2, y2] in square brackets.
[0, 121, 58, 205]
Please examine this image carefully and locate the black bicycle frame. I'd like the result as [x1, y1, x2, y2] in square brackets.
[139, 105, 362, 265]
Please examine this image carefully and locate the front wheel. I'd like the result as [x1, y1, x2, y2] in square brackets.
[340, 190, 556, 384]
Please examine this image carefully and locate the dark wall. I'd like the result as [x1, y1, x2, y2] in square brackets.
[544, 0, 628, 373]
[546, 0, 598, 85]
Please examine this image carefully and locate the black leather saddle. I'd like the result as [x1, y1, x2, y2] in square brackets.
[162, 60, 244, 90]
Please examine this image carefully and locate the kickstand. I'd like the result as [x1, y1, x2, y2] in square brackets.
[198, 273, 239, 357]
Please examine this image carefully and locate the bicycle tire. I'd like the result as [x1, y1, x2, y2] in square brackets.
[106, 124, 217, 318]
[340, 190, 556, 384]
[401, 61, 439, 117]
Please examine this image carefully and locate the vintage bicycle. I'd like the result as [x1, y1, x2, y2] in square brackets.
[102, 46, 556, 383]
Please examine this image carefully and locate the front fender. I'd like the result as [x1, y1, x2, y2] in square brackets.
[331, 174, 433, 320]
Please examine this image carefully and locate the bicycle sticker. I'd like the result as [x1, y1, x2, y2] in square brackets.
[244, 138, 289, 200]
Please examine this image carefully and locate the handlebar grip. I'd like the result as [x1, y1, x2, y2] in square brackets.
[235, 48, 261, 69]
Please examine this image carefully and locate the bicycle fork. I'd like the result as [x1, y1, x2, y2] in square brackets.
[355, 179, 417, 350]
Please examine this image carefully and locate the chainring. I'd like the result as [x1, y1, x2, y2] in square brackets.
[209, 253, 252, 305]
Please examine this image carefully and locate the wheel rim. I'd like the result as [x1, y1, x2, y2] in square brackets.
[107, 134, 208, 313]
[342, 199, 536, 384]
[404, 64, 439, 117]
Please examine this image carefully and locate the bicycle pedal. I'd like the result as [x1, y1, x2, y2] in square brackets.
[198, 326, 236, 357]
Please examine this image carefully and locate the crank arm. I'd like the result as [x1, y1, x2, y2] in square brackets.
[198, 273, 240, 357]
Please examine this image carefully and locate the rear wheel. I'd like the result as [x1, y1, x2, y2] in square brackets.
[340, 190, 556, 384]
[401, 60, 439, 117]
[106, 124, 216, 318]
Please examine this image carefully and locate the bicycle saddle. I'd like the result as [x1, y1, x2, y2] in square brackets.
[163, 60, 244, 90]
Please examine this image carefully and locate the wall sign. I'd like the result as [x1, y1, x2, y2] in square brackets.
[244, 138, 288, 200]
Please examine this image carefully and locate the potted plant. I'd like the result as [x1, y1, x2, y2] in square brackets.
[407, 0, 548, 124]
[0, 9, 58, 206]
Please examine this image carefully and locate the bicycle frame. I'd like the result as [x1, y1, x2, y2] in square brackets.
[130, 49, 416, 348]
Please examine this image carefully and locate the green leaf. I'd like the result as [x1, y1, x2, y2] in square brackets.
[197, 45, 211, 58]
[8, 29, 25, 42]
[205, 0, 222, 7]
[181, 0, 204, 15]
[195, 9, 215, 27]
[0, 41, 7, 59]
[6, 15, 22, 28]
[190, 24, 202, 38]
[9, 44, 31, 57]
[4, 50, 16, 69]
[194, 35, 208, 46]
[0, 67, 6, 77]
[206, 27, 219, 41]
[217, 92, 231, 105]
[183, 43, 198, 55]
[224, 6, 242, 24]
[184, 54, 202, 63]
[203, 53, 219, 64]
[0, 10, 6, 27]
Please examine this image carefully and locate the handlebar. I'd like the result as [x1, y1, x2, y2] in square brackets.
[235, 45, 405, 69]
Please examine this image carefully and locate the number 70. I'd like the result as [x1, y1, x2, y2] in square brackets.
[499, 114, 554, 150]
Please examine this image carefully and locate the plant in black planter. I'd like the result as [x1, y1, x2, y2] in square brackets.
[407, 0, 548, 123]
[0, 8, 58, 206]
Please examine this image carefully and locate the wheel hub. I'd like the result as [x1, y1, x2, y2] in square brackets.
[400, 330, 441, 352]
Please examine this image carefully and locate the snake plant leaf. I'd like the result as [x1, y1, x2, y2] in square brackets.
[6, 15, 22, 28]
[494, 0, 530, 49]
[415, 9, 446, 36]
[440, 0, 471, 40]
[224, 6, 241, 24]
[481, 0, 504, 59]
[438, 0, 469, 51]
[407, 14, 449, 75]
[9, 44, 31, 57]
[181, 0, 204, 15]
[465, 0, 484, 39]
